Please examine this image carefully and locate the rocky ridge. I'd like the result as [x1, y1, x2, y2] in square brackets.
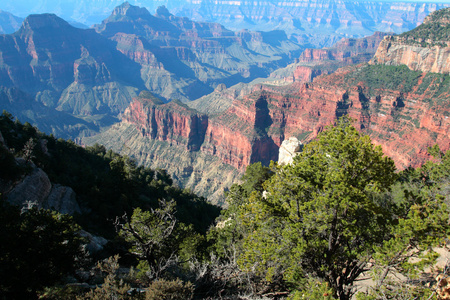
[2, 0, 449, 48]
[371, 8, 450, 74]
[87, 8, 450, 202]
[270, 31, 390, 84]
[0, 10, 22, 34]
[0, 3, 304, 139]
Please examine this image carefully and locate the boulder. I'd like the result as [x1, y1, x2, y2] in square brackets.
[43, 184, 81, 215]
[79, 230, 108, 254]
[278, 137, 302, 165]
[6, 168, 52, 207]
[6, 167, 81, 215]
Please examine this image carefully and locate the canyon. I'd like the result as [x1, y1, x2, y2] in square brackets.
[86, 8, 450, 203]
[0, 3, 302, 139]
[1, 0, 449, 48]
[2, 2, 450, 203]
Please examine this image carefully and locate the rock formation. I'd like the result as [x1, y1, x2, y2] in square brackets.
[5, 167, 81, 215]
[278, 137, 302, 165]
[0, 3, 303, 139]
[87, 8, 450, 202]
[371, 9, 450, 74]
[2, 0, 449, 47]
[270, 32, 390, 84]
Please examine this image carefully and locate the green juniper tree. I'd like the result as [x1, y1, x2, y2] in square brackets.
[236, 117, 448, 300]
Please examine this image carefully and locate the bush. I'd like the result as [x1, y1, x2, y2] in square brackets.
[146, 279, 194, 300]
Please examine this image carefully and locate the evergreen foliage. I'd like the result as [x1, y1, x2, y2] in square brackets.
[210, 117, 449, 299]
[0, 111, 220, 237]
[0, 201, 83, 299]
[1, 111, 449, 299]
[399, 8, 450, 46]
[343, 64, 421, 94]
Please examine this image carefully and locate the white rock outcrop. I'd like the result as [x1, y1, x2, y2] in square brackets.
[278, 137, 302, 165]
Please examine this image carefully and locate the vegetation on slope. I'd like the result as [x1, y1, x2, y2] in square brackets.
[0, 111, 220, 237]
[1, 114, 449, 299]
[208, 117, 449, 300]
[344, 64, 421, 94]
[399, 8, 450, 46]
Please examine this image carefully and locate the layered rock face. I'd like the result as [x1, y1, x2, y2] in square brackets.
[371, 38, 450, 74]
[371, 9, 450, 74]
[165, 0, 449, 47]
[3, 0, 448, 47]
[0, 3, 304, 139]
[270, 32, 390, 84]
[0, 12, 143, 138]
[300, 32, 390, 64]
[95, 3, 303, 94]
[114, 60, 450, 201]
[123, 95, 208, 152]
[121, 91, 279, 170]
[93, 8, 450, 204]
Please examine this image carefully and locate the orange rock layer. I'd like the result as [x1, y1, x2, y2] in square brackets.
[124, 64, 450, 171]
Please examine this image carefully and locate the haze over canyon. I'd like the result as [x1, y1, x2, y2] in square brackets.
[1, 2, 450, 203]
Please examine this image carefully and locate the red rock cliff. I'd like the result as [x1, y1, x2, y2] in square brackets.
[123, 96, 208, 151]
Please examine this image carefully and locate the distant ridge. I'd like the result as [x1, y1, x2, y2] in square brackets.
[1, 0, 450, 47]
[0, 10, 23, 34]
[0, 3, 303, 139]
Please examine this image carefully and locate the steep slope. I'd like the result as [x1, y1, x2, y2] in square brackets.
[84, 92, 243, 204]
[270, 31, 391, 84]
[0, 3, 304, 139]
[371, 8, 450, 73]
[0, 13, 143, 137]
[86, 7, 450, 203]
[95, 3, 304, 101]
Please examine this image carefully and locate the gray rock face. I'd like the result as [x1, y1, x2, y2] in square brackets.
[6, 168, 52, 207]
[5, 167, 81, 215]
[278, 137, 302, 165]
[43, 184, 81, 215]
[79, 230, 108, 254]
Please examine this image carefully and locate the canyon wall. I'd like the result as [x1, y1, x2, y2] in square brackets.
[121, 62, 450, 174]
[3, 0, 450, 47]
[85, 7, 450, 202]
[269, 31, 390, 84]
[371, 9, 450, 74]
[371, 36, 450, 74]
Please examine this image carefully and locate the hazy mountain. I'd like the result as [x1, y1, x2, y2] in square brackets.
[0, 3, 303, 139]
[0, 10, 23, 34]
[1, 0, 450, 47]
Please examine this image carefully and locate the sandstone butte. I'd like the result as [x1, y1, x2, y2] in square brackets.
[89, 8, 450, 202]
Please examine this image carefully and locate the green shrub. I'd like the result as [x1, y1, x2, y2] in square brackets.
[146, 279, 194, 300]
[288, 278, 336, 300]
